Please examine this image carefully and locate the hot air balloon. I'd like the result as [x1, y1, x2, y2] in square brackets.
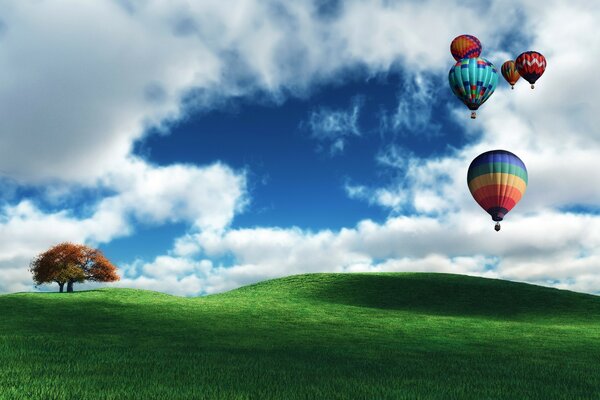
[448, 57, 498, 119]
[450, 34, 482, 61]
[501, 60, 520, 89]
[515, 51, 546, 89]
[467, 150, 527, 231]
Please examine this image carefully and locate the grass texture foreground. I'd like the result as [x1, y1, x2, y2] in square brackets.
[1, 273, 600, 399]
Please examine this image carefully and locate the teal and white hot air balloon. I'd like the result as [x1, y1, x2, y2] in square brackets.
[448, 57, 498, 119]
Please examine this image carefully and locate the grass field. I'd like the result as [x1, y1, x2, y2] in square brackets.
[1, 272, 600, 399]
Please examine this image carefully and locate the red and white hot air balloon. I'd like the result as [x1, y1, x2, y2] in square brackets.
[515, 51, 546, 89]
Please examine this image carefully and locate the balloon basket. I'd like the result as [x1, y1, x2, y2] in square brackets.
[531, 84, 535, 89]
[494, 222, 501, 232]
[470, 111, 476, 119]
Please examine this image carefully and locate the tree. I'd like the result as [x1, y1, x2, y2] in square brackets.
[29, 242, 120, 292]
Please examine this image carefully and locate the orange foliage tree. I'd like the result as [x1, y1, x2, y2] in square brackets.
[29, 242, 120, 292]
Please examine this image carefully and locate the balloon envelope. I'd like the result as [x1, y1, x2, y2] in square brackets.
[515, 51, 546, 88]
[501, 60, 520, 88]
[450, 34, 482, 61]
[448, 57, 498, 117]
[467, 150, 528, 222]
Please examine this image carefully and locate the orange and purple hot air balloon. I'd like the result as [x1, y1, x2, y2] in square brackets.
[467, 150, 528, 231]
[515, 51, 546, 89]
[501, 60, 520, 89]
[450, 34, 482, 61]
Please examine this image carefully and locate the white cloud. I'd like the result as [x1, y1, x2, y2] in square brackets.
[0, 0, 529, 185]
[140, 256, 212, 279]
[0, 1, 222, 184]
[347, 146, 465, 215]
[0, 159, 247, 293]
[343, 254, 499, 277]
[306, 96, 363, 155]
[115, 274, 206, 297]
[381, 73, 442, 135]
[97, 157, 248, 231]
[89, 209, 599, 297]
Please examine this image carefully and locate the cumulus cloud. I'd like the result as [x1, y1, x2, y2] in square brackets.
[97, 208, 600, 297]
[0, 159, 247, 293]
[0, 2, 221, 184]
[96, 157, 248, 232]
[0, 0, 527, 185]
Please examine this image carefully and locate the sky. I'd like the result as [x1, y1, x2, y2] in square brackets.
[1, 0, 600, 296]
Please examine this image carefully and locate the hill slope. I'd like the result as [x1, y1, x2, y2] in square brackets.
[1, 273, 599, 399]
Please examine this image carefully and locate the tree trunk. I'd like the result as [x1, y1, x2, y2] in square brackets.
[59, 282, 64, 293]
[67, 280, 74, 293]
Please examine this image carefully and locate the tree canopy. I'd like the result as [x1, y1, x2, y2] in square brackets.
[29, 242, 120, 292]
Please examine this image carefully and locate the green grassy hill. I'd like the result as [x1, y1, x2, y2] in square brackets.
[1, 273, 599, 399]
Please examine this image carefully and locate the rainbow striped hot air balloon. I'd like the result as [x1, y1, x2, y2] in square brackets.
[467, 150, 528, 231]
[448, 57, 498, 119]
[501, 60, 520, 89]
[450, 34, 482, 61]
